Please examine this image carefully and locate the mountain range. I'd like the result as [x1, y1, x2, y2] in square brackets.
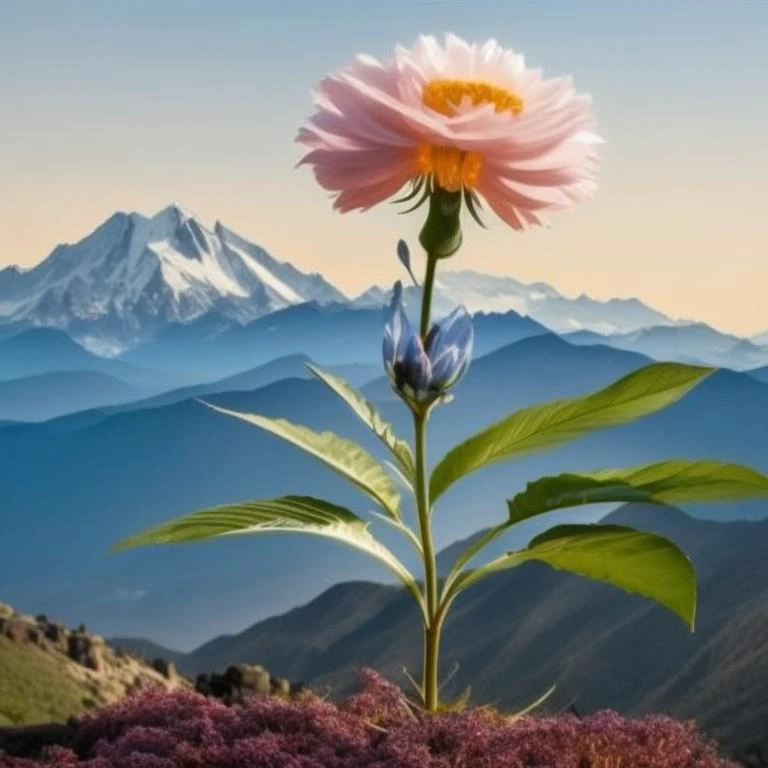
[565, 323, 768, 371]
[354, 272, 677, 335]
[1, 203, 721, 356]
[3, 332, 768, 650]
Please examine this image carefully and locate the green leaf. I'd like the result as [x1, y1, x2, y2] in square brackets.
[453, 524, 696, 629]
[115, 495, 424, 616]
[306, 364, 415, 483]
[430, 363, 714, 502]
[508, 460, 768, 525]
[202, 402, 401, 519]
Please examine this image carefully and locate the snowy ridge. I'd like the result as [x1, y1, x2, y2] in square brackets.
[0, 204, 345, 352]
[354, 269, 678, 336]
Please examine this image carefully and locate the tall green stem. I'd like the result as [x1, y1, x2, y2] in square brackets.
[414, 408, 439, 710]
[415, 252, 441, 711]
[414, 185, 462, 711]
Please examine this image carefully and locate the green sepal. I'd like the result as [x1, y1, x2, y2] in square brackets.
[419, 187, 463, 258]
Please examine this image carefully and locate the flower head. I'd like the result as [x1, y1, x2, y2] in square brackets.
[298, 34, 600, 230]
[383, 282, 473, 408]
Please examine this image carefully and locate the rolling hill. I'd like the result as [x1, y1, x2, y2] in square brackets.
[0, 328, 179, 389]
[0, 371, 145, 423]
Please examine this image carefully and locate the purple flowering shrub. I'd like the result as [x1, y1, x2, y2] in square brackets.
[0, 670, 736, 768]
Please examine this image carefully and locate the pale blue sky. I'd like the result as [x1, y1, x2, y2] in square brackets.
[1, 0, 767, 333]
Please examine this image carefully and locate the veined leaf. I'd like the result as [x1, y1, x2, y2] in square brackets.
[430, 363, 714, 502]
[115, 495, 424, 616]
[202, 402, 401, 520]
[452, 524, 696, 629]
[306, 364, 415, 483]
[508, 460, 768, 524]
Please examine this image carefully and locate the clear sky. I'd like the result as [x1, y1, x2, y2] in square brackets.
[1, 0, 766, 335]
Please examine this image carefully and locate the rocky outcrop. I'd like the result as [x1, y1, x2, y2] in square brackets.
[149, 658, 179, 683]
[0, 611, 110, 675]
[194, 664, 297, 704]
[0, 603, 184, 712]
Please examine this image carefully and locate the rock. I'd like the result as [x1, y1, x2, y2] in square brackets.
[43, 621, 69, 653]
[195, 673, 242, 704]
[270, 677, 291, 696]
[151, 658, 178, 683]
[195, 664, 285, 704]
[225, 664, 271, 696]
[24, 624, 44, 647]
[67, 633, 105, 673]
[0, 602, 13, 619]
[0, 617, 30, 644]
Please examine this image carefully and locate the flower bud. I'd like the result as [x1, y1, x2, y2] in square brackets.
[382, 282, 473, 409]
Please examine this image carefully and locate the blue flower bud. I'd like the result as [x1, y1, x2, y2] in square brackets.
[383, 281, 474, 409]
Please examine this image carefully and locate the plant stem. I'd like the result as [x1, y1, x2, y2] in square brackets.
[415, 250, 441, 711]
[414, 408, 440, 711]
[420, 255, 438, 338]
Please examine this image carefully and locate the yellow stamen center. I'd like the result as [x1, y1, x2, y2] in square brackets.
[417, 145, 484, 192]
[417, 80, 522, 192]
[422, 79, 524, 117]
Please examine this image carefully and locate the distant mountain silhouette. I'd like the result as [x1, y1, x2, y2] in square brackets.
[565, 322, 768, 370]
[355, 269, 675, 334]
[0, 371, 145, 422]
[0, 328, 177, 389]
[109, 637, 183, 665]
[747, 364, 768, 385]
[121, 303, 549, 380]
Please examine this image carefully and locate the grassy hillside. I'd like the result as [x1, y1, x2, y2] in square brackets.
[0, 636, 94, 725]
[0, 609, 181, 727]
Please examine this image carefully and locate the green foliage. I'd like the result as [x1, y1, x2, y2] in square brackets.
[306, 364, 415, 482]
[508, 460, 768, 525]
[115, 495, 424, 616]
[202, 402, 401, 520]
[430, 362, 714, 502]
[450, 524, 697, 629]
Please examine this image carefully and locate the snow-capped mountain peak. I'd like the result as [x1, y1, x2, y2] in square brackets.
[0, 204, 345, 353]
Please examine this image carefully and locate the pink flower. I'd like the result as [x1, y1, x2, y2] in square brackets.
[297, 33, 600, 230]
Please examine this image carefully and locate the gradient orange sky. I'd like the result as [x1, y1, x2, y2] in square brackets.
[1, 1, 766, 335]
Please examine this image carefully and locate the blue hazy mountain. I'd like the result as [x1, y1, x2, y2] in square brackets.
[747, 364, 768, 384]
[2, 333, 768, 649]
[121, 302, 549, 380]
[0, 370, 146, 422]
[27, 355, 382, 434]
[0, 328, 181, 391]
[565, 322, 768, 370]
